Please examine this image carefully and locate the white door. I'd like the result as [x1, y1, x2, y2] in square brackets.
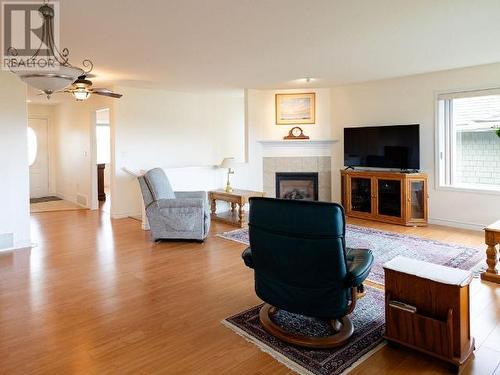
[28, 118, 49, 198]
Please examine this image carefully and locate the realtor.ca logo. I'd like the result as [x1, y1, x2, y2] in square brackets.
[1, 1, 60, 71]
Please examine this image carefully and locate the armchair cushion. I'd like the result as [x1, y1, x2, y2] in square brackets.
[345, 248, 374, 287]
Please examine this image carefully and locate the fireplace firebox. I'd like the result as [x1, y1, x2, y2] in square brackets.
[276, 172, 319, 201]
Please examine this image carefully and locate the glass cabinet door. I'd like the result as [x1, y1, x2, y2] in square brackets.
[350, 177, 372, 213]
[409, 180, 425, 220]
[377, 179, 402, 217]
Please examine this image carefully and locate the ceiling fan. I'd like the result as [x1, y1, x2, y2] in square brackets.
[64, 74, 123, 101]
[37, 74, 123, 101]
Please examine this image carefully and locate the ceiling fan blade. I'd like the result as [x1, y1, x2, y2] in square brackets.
[95, 91, 123, 98]
[92, 88, 123, 98]
[92, 88, 113, 93]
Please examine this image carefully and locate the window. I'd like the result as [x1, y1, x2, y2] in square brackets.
[437, 89, 500, 192]
[27, 127, 37, 167]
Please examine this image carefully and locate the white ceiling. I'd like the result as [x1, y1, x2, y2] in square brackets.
[37, 0, 500, 92]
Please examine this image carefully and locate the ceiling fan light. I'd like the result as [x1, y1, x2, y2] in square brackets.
[12, 64, 84, 94]
[73, 88, 91, 101]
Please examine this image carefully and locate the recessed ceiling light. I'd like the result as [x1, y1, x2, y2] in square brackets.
[26, 99, 32, 103]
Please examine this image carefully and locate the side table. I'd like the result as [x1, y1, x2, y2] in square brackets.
[209, 189, 265, 227]
[383, 256, 474, 371]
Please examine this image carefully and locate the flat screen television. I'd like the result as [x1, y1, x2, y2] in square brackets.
[344, 124, 420, 170]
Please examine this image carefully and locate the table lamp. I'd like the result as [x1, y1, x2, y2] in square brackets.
[220, 157, 236, 192]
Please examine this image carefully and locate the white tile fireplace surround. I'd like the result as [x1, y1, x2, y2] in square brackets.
[263, 156, 332, 201]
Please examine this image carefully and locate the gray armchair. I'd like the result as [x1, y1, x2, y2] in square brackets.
[138, 168, 210, 241]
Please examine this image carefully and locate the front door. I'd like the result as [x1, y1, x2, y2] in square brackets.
[28, 118, 49, 198]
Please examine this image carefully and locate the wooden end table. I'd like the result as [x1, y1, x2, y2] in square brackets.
[383, 259, 474, 370]
[209, 189, 265, 228]
[481, 219, 500, 284]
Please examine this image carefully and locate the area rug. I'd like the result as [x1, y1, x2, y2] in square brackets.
[217, 225, 484, 285]
[222, 287, 385, 375]
[29, 196, 62, 204]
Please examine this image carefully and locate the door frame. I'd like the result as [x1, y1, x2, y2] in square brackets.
[28, 115, 54, 196]
[89, 107, 113, 211]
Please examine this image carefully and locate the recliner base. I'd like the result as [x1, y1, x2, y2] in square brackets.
[258, 303, 354, 349]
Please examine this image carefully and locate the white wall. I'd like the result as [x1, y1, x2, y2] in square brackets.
[52, 96, 114, 207]
[252, 88, 332, 141]
[112, 86, 245, 218]
[232, 88, 333, 191]
[329, 62, 500, 229]
[0, 72, 30, 250]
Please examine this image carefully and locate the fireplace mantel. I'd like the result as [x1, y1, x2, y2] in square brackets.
[258, 139, 337, 147]
[257, 139, 337, 157]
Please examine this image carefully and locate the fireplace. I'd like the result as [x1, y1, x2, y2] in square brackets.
[276, 172, 319, 201]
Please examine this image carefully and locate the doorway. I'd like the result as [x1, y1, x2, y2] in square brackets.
[95, 109, 111, 213]
[28, 115, 85, 214]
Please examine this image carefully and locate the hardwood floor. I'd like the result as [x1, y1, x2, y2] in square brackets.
[0, 211, 498, 374]
[30, 199, 87, 213]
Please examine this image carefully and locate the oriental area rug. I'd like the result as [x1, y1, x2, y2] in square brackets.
[223, 287, 385, 375]
[217, 224, 484, 285]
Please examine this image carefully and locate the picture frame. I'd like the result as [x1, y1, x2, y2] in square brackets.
[275, 92, 316, 125]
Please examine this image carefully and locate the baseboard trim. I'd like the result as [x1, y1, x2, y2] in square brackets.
[111, 212, 142, 220]
[428, 218, 484, 231]
[56, 192, 88, 209]
[0, 244, 32, 254]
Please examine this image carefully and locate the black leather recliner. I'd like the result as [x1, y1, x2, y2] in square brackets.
[242, 197, 373, 348]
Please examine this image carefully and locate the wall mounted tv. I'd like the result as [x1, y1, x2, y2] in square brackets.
[344, 124, 420, 170]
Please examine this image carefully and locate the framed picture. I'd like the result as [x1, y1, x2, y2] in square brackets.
[275, 93, 316, 125]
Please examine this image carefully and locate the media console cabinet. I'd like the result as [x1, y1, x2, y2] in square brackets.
[341, 170, 428, 226]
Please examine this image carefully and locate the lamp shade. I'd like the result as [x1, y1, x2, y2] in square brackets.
[220, 157, 236, 169]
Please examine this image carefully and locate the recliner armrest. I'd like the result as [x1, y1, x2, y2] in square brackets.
[175, 192, 209, 211]
[242, 247, 254, 269]
[345, 248, 373, 287]
[155, 198, 204, 209]
[175, 191, 207, 200]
